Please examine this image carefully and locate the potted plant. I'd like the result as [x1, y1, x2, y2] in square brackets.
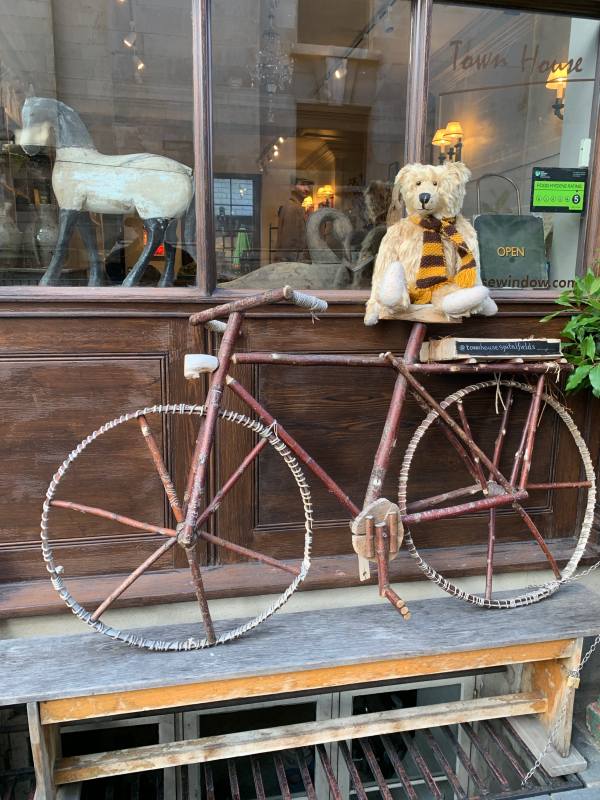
[542, 268, 600, 398]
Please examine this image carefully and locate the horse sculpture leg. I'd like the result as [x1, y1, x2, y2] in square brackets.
[39, 209, 80, 286]
[158, 241, 177, 288]
[77, 213, 108, 287]
[122, 218, 168, 287]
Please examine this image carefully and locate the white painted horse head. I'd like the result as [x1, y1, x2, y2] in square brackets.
[18, 97, 93, 155]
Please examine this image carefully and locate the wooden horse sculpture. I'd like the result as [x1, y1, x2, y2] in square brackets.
[18, 97, 194, 286]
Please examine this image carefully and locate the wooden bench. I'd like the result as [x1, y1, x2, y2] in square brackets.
[1, 583, 599, 799]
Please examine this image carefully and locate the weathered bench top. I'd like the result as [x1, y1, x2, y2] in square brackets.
[1, 583, 599, 707]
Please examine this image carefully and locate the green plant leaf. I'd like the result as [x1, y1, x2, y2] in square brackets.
[589, 364, 600, 395]
[566, 364, 592, 392]
[583, 335, 596, 359]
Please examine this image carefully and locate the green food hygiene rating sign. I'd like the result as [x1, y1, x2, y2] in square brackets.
[530, 167, 588, 213]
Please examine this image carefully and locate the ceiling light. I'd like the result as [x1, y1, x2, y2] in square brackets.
[123, 30, 137, 48]
[278, 136, 284, 143]
[133, 55, 145, 71]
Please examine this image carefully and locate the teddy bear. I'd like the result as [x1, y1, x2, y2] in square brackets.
[364, 161, 497, 325]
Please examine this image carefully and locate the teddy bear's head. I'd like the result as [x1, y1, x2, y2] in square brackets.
[392, 161, 471, 220]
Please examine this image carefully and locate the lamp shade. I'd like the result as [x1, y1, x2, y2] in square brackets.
[317, 184, 334, 198]
[546, 65, 569, 98]
[445, 121, 463, 139]
[432, 128, 448, 147]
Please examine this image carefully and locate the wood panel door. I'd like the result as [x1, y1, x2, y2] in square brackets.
[0, 315, 206, 582]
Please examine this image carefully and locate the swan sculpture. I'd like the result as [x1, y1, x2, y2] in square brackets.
[219, 208, 375, 290]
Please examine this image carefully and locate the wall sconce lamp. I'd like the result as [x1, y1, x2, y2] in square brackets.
[123, 21, 137, 48]
[432, 128, 449, 164]
[546, 65, 568, 120]
[432, 121, 463, 162]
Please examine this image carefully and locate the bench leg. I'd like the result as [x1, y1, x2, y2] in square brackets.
[28, 702, 61, 800]
[522, 637, 583, 757]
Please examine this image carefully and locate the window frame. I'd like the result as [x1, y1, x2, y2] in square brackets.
[0, 0, 598, 303]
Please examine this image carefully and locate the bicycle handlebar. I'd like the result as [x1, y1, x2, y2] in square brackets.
[189, 286, 328, 327]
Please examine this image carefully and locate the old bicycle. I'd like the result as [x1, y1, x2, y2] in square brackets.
[41, 287, 596, 649]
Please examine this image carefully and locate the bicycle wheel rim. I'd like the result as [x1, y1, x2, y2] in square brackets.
[41, 404, 313, 649]
[398, 380, 596, 608]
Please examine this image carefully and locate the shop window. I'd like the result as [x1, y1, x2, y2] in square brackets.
[211, 0, 411, 290]
[428, 3, 600, 291]
[0, 0, 195, 287]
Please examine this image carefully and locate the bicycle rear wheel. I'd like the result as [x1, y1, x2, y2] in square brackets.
[41, 404, 313, 649]
[398, 380, 595, 608]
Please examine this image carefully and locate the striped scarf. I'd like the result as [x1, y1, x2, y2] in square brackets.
[410, 214, 477, 305]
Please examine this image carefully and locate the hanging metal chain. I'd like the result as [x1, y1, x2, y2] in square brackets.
[522, 630, 600, 786]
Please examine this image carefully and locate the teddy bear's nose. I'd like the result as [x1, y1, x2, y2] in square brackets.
[419, 192, 431, 206]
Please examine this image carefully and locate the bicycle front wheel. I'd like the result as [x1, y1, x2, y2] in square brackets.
[398, 380, 595, 608]
[41, 404, 313, 649]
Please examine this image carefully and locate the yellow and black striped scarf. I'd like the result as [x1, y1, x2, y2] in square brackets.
[410, 214, 477, 304]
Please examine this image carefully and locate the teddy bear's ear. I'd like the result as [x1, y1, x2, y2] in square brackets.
[394, 164, 414, 190]
[443, 161, 471, 185]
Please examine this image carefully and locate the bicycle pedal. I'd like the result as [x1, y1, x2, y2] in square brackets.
[351, 498, 403, 561]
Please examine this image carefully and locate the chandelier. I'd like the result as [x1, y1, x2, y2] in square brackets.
[250, 0, 293, 122]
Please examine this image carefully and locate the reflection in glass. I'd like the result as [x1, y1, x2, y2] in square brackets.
[0, 0, 194, 286]
[212, 0, 411, 290]
[428, 4, 599, 290]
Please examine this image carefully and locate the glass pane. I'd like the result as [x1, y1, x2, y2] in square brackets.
[212, 0, 411, 289]
[428, 3, 599, 290]
[0, 0, 195, 287]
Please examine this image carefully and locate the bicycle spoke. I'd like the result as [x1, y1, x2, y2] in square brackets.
[388, 354, 519, 497]
[402, 489, 527, 525]
[138, 415, 183, 521]
[201, 436, 268, 525]
[412, 392, 483, 486]
[196, 529, 301, 575]
[405, 483, 482, 513]
[185, 544, 216, 645]
[513, 503, 561, 578]
[489, 386, 514, 478]
[484, 390, 514, 600]
[519, 375, 545, 491]
[456, 399, 487, 491]
[50, 500, 176, 537]
[510, 396, 536, 484]
[91, 537, 177, 621]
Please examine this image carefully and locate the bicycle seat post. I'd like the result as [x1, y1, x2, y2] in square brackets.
[179, 311, 244, 548]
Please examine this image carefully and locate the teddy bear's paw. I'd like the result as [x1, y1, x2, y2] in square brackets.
[475, 295, 498, 317]
[441, 285, 490, 317]
[364, 302, 380, 326]
[378, 261, 410, 310]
